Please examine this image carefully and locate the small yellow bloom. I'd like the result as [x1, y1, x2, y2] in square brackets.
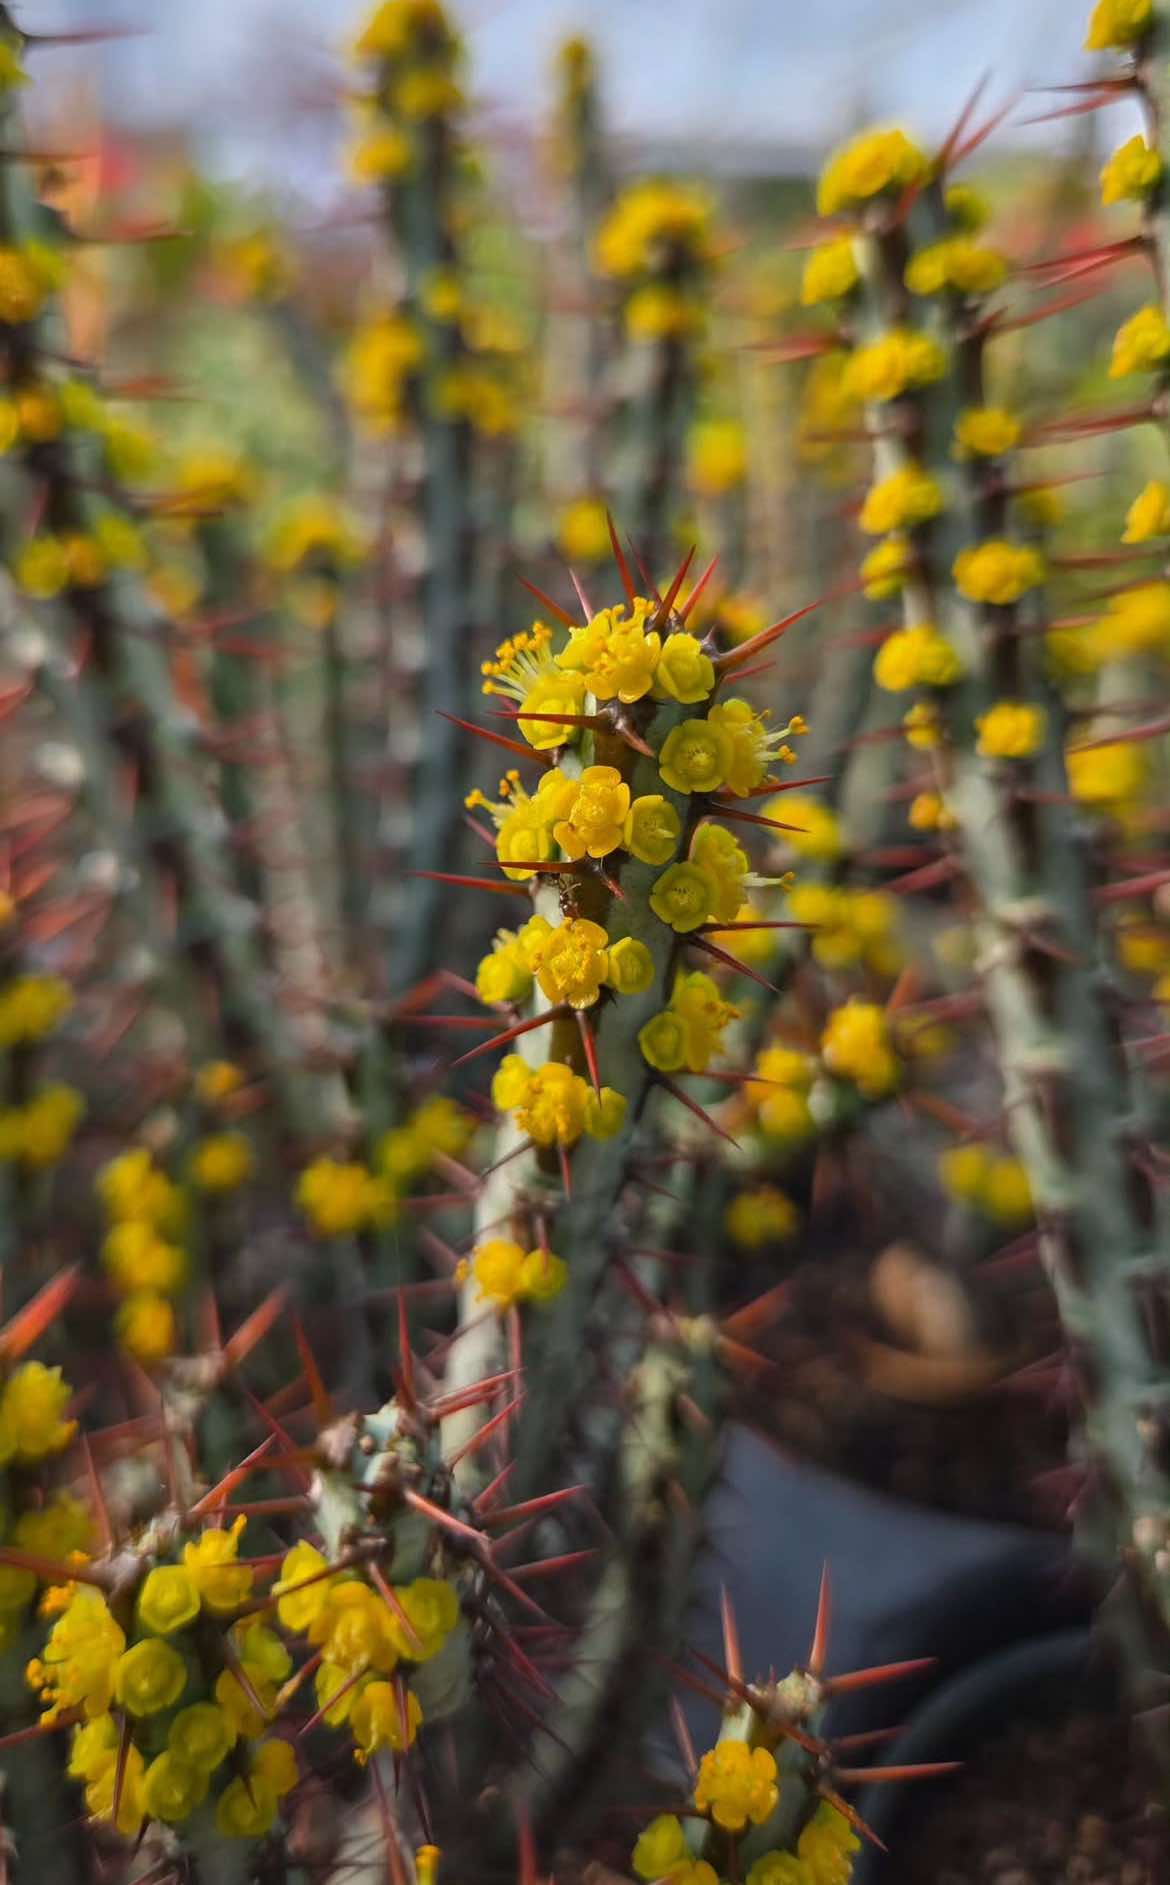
[138, 1566, 201, 1636]
[800, 236, 860, 306]
[904, 701, 941, 749]
[470, 1239, 527, 1310]
[693, 1739, 778, 1833]
[982, 1155, 1033, 1226]
[861, 533, 912, 599]
[1109, 304, 1170, 378]
[633, 1814, 687, 1881]
[624, 793, 683, 864]
[638, 1008, 692, 1073]
[142, 1750, 209, 1822]
[905, 237, 1007, 298]
[817, 127, 929, 216]
[215, 1774, 278, 1838]
[347, 125, 413, 184]
[351, 1682, 422, 1762]
[725, 1184, 799, 1249]
[275, 1543, 337, 1634]
[1101, 134, 1162, 205]
[1122, 479, 1170, 544]
[0, 1361, 76, 1463]
[518, 1246, 567, 1303]
[114, 1637, 188, 1717]
[594, 179, 713, 278]
[557, 496, 610, 563]
[183, 1517, 253, 1614]
[296, 1157, 389, 1237]
[115, 1293, 176, 1364]
[1067, 740, 1144, 810]
[554, 765, 631, 860]
[583, 1085, 627, 1139]
[953, 407, 1021, 458]
[102, 1222, 186, 1296]
[842, 328, 946, 404]
[821, 998, 899, 1098]
[0, 974, 72, 1046]
[655, 631, 715, 704]
[908, 790, 956, 832]
[0, 1084, 83, 1168]
[14, 532, 69, 598]
[1085, 0, 1152, 51]
[858, 462, 943, 535]
[650, 861, 714, 933]
[689, 822, 748, 923]
[688, 419, 747, 497]
[873, 622, 961, 692]
[975, 699, 1045, 759]
[189, 1131, 253, 1193]
[169, 1702, 236, 1772]
[605, 935, 655, 996]
[195, 1059, 245, 1105]
[953, 539, 1045, 605]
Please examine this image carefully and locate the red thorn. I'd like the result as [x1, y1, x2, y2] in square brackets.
[653, 545, 697, 630]
[576, 1010, 602, 1096]
[451, 1004, 569, 1070]
[0, 1264, 80, 1361]
[825, 1657, 936, 1697]
[679, 554, 720, 624]
[517, 574, 575, 627]
[567, 568, 595, 621]
[833, 1762, 960, 1785]
[688, 933, 780, 993]
[656, 1075, 741, 1149]
[809, 1563, 831, 1677]
[186, 1435, 277, 1521]
[714, 597, 821, 674]
[445, 1393, 524, 1468]
[409, 869, 530, 898]
[606, 511, 637, 606]
[396, 1291, 416, 1413]
[436, 709, 550, 768]
[291, 1315, 334, 1428]
[720, 1585, 742, 1689]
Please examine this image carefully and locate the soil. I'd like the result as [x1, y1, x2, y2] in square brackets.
[738, 1255, 1069, 1525]
[898, 1711, 1169, 1885]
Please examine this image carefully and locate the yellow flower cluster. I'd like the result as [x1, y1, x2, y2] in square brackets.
[1084, 0, 1152, 51]
[558, 598, 716, 705]
[821, 998, 899, 1098]
[975, 699, 1046, 759]
[557, 497, 610, 563]
[953, 406, 1021, 458]
[344, 311, 425, 432]
[1109, 304, 1170, 378]
[953, 539, 1045, 605]
[800, 235, 860, 306]
[465, 1238, 567, 1310]
[217, 228, 294, 302]
[745, 1044, 816, 1144]
[725, 1183, 799, 1249]
[842, 328, 946, 404]
[858, 462, 944, 535]
[594, 180, 713, 279]
[173, 447, 258, 515]
[633, 1813, 716, 1885]
[693, 1738, 779, 1832]
[788, 883, 901, 975]
[748, 1805, 860, 1885]
[816, 127, 929, 216]
[766, 794, 842, 861]
[651, 822, 753, 934]
[477, 914, 652, 1010]
[1067, 740, 1145, 814]
[1122, 479, 1170, 544]
[189, 1131, 253, 1194]
[491, 1055, 625, 1148]
[0, 1492, 89, 1646]
[376, 1095, 475, 1187]
[939, 1143, 1034, 1225]
[0, 974, 72, 1046]
[638, 970, 739, 1074]
[908, 789, 957, 832]
[861, 533, 913, 599]
[0, 1361, 76, 1463]
[264, 496, 365, 573]
[0, 241, 63, 324]
[904, 237, 1007, 298]
[0, 1083, 83, 1168]
[296, 1157, 397, 1238]
[873, 622, 962, 693]
[195, 1059, 245, 1106]
[660, 701, 806, 797]
[1100, 134, 1162, 205]
[97, 1149, 187, 1363]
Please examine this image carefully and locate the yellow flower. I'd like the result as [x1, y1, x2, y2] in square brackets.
[638, 1009, 691, 1073]
[624, 793, 683, 864]
[1109, 304, 1170, 378]
[858, 463, 943, 535]
[605, 935, 655, 995]
[982, 1156, 1033, 1226]
[1101, 134, 1162, 206]
[216, 1774, 278, 1838]
[138, 1566, 201, 1636]
[800, 236, 860, 306]
[557, 599, 662, 703]
[183, 1517, 252, 1614]
[97, 1147, 183, 1229]
[344, 311, 425, 432]
[296, 1157, 389, 1237]
[142, 1750, 209, 1822]
[15, 383, 61, 441]
[953, 407, 1021, 458]
[1067, 740, 1144, 810]
[953, 539, 1045, 605]
[33, 1589, 125, 1722]
[1096, 581, 1170, 656]
[470, 1239, 527, 1310]
[189, 1131, 253, 1193]
[492, 1058, 591, 1148]
[85, 1742, 147, 1835]
[905, 237, 1007, 297]
[383, 1577, 459, 1664]
[0, 1361, 76, 1463]
[650, 861, 714, 932]
[254, 1737, 298, 1797]
[0, 974, 71, 1046]
[1122, 479, 1170, 544]
[975, 699, 1045, 759]
[767, 794, 841, 860]
[688, 419, 747, 496]
[938, 1142, 989, 1202]
[725, 1184, 799, 1249]
[0, 246, 48, 323]
[351, 1682, 423, 1762]
[689, 823, 748, 922]
[102, 1222, 186, 1296]
[658, 707, 731, 795]
[114, 1637, 188, 1717]
[693, 1740, 778, 1833]
[115, 1292, 176, 1364]
[68, 1712, 119, 1781]
[347, 125, 413, 183]
[633, 1815, 688, 1880]
[842, 328, 946, 403]
[1085, 0, 1152, 50]
[557, 497, 610, 563]
[817, 127, 928, 215]
[584, 1085, 627, 1138]
[518, 1246, 567, 1303]
[655, 631, 715, 703]
[554, 765, 631, 860]
[594, 179, 713, 278]
[0, 1083, 83, 1168]
[476, 935, 533, 1005]
[707, 900, 773, 966]
[534, 917, 610, 1008]
[861, 533, 912, 599]
[168, 1701, 236, 1772]
[195, 1060, 245, 1105]
[873, 622, 961, 692]
[903, 701, 941, 749]
[821, 998, 899, 1098]
[908, 790, 956, 832]
[275, 1543, 338, 1634]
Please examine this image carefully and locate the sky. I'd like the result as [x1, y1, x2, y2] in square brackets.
[17, 0, 1103, 183]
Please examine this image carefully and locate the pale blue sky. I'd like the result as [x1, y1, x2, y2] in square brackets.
[20, 0, 1109, 182]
